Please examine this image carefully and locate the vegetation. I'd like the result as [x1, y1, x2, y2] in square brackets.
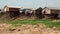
[0, 19, 60, 28]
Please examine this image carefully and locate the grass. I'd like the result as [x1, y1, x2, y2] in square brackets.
[0, 19, 60, 28]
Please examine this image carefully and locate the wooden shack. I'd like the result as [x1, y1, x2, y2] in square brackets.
[42, 7, 60, 19]
[3, 5, 21, 18]
[35, 7, 43, 19]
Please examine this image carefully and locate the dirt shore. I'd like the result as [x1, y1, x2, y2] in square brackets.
[0, 23, 60, 34]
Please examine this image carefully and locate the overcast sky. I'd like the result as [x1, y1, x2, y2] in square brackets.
[0, 0, 60, 9]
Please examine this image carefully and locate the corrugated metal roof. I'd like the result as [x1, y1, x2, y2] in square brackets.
[6, 5, 21, 8]
[45, 7, 60, 10]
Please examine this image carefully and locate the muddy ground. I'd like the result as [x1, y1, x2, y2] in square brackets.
[0, 23, 60, 34]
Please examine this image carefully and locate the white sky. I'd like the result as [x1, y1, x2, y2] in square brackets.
[0, 0, 60, 9]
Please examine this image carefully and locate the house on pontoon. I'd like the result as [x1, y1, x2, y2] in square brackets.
[42, 7, 60, 19]
[3, 5, 21, 18]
